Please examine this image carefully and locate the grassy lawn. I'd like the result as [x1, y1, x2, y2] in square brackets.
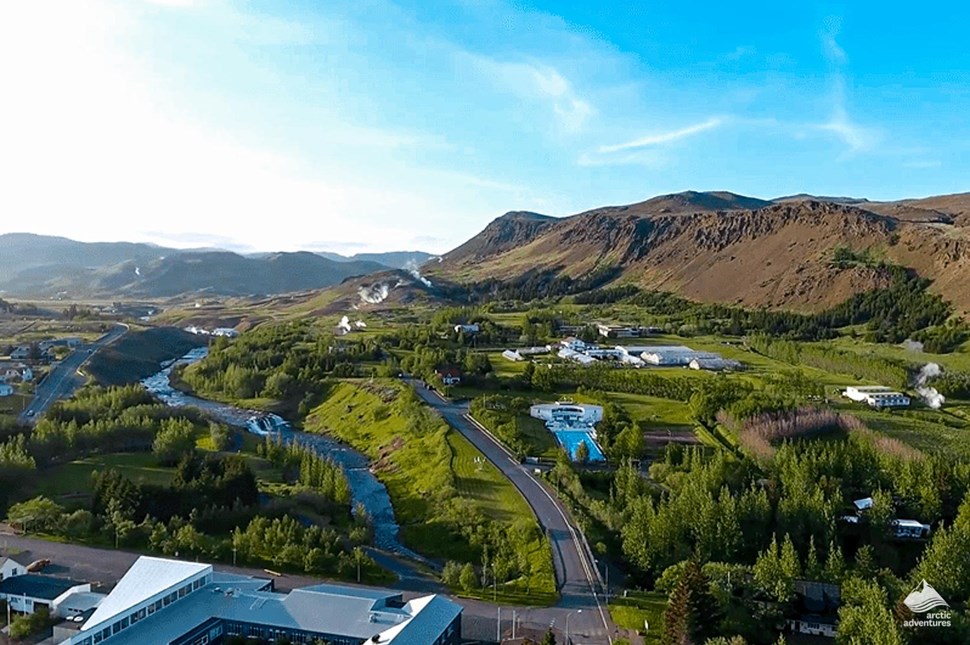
[304, 379, 557, 604]
[36, 453, 176, 504]
[609, 591, 666, 643]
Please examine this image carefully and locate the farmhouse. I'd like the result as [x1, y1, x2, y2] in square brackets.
[0, 362, 33, 382]
[842, 386, 910, 408]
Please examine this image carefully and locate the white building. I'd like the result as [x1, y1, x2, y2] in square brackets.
[614, 345, 720, 366]
[596, 324, 641, 339]
[530, 402, 604, 426]
[558, 348, 597, 365]
[212, 328, 239, 338]
[0, 556, 25, 581]
[559, 337, 589, 352]
[892, 519, 931, 539]
[57, 556, 461, 645]
[689, 357, 742, 371]
[843, 386, 910, 408]
[0, 566, 91, 615]
[502, 349, 524, 362]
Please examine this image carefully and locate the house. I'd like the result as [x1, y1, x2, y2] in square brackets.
[842, 386, 910, 408]
[502, 349, 524, 362]
[892, 519, 931, 539]
[0, 556, 26, 581]
[53, 590, 106, 619]
[56, 556, 461, 645]
[0, 383, 13, 397]
[10, 346, 31, 360]
[454, 323, 480, 335]
[435, 367, 462, 386]
[0, 362, 33, 383]
[0, 574, 91, 615]
[784, 580, 841, 639]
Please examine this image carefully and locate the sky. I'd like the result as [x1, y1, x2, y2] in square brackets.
[1, 1, 969, 255]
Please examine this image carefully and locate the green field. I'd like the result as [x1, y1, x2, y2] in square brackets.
[304, 379, 557, 603]
[35, 453, 176, 504]
[609, 591, 666, 643]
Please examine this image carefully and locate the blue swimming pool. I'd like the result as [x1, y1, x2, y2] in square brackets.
[554, 429, 606, 462]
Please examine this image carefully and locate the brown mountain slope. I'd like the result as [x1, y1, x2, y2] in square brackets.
[431, 191, 970, 314]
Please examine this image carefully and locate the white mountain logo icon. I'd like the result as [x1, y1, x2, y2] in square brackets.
[904, 580, 949, 613]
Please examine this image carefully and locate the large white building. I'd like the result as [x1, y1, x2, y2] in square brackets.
[530, 402, 604, 425]
[614, 345, 721, 366]
[843, 386, 910, 408]
[57, 556, 462, 645]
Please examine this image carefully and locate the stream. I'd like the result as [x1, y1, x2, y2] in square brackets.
[141, 347, 422, 560]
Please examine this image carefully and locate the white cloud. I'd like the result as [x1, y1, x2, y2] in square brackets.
[463, 54, 595, 133]
[598, 118, 724, 153]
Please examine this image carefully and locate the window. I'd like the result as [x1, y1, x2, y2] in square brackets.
[147, 604, 156, 616]
[93, 633, 104, 644]
[193, 578, 202, 590]
[155, 599, 163, 611]
[113, 622, 123, 635]
[120, 616, 129, 629]
[101, 627, 111, 641]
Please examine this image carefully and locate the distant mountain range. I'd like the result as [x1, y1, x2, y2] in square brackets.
[0, 233, 429, 298]
[427, 190, 970, 314]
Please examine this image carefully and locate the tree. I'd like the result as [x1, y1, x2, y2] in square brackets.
[662, 559, 718, 644]
[459, 563, 477, 592]
[541, 630, 557, 645]
[575, 440, 590, 464]
[836, 577, 904, 645]
[152, 420, 197, 466]
[6, 496, 65, 533]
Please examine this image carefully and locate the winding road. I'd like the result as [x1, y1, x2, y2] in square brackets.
[409, 379, 615, 643]
[17, 323, 128, 425]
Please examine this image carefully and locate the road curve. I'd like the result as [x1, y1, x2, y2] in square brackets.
[18, 323, 128, 425]
[409, 380, 614, 643]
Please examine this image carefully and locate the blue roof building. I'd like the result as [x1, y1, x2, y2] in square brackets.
[59, 556, 461, 645]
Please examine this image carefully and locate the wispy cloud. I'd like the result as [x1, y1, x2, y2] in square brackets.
[463, 54, 595, 133]
[598, 117, 724, 153]
[821, 16, 847, 64]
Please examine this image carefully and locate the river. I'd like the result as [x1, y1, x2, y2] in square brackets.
[141, 347, 421, 559]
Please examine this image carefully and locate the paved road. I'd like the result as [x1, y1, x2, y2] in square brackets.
[409, 380, 614, 644]
[17, 323, 128, 425]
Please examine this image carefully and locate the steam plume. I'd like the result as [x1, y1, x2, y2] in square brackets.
[358, 283, 390, 304]
[404, 259, 432, 288]
[915, 363, 945, 409]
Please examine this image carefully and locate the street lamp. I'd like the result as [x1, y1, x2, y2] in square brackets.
[565, 609, 582, 644]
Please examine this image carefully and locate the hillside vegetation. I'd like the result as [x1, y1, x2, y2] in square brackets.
[304, 380, 556, 602]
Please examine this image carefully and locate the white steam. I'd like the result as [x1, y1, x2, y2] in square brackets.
[902, 339, 924, 352]
[915, 363, 945, 409]
[404, 259, 432, 288]
[354, 320, 367, 329]
[358, 283, 390, 304]
[134, 266, 141, 276]
[337, 316, 352, 334]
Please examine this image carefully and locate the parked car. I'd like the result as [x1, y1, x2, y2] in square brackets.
[27, 558, 51, 572]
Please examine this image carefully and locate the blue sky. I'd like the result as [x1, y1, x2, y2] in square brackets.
[1, 1, 968, 254]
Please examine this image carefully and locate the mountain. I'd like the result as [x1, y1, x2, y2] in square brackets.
[0, 234, 385, 298]
[429, 190, 970, 314]
[315, 250, 435, 269]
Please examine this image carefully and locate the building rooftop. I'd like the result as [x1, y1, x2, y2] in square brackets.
[0, 574, 84, 600]
[82, 557, 210, 628]
[67, 557, 461, 645]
